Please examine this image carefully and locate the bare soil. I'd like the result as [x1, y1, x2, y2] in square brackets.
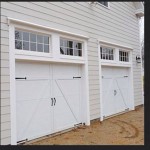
[28, 105, 144, 145]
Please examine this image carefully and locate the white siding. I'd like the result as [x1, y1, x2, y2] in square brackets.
[0, 2, 143, 145]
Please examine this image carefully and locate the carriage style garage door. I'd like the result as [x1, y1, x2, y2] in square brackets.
[102, 66, 131, 118]
[15, 61, 82, 142]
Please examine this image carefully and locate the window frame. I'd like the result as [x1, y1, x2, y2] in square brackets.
[59, 35, 85, 61]
[99, 43, 132, 67]
[14, 28, 51, 55]
[95, 1, 110, 9]
[60, 37, 83, 57]
[100, 46, 115, 61]
[119, 50, 130, 62]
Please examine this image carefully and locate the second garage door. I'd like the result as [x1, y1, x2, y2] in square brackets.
[16, 61, 82, 142]
[102, 66, 131, 118]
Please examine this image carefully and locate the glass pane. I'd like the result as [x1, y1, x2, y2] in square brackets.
[23, 32, 29, 41]
[78, 50, 82, 56]
[15, 40, 22, 49]
[30, 42, 36, 51]
[74, 42, 78, 49]
[106, 54, 109, 59]
[100, 47, 102, 54]
[30, 33, 36, 42]
[60, 39, 63, 47]
[44, 36, 49, 44]
[102, 54, 105, 59]
[60, 47, 65, 54]
[23, 41, 29, 50]
[37, 44, 43, 52]
[102, 48, 105, 53]
[78, 43, 82, 49]
[64, 40, 67, 47]
[15, 31, 22, 40]
[67, 48, 73, 55]
[37, 35, 43, 43]
[44, 45, 49, 53]
[68, 41, 73, 48]
[74, 50, 78, 56]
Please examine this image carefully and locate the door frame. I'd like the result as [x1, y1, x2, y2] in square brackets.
[9, 21, 90, 145]
[98, 40, 135, 121]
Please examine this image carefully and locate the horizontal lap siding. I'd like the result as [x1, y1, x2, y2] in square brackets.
[0, 2, 142, 145]
[1, 7, 11, 144]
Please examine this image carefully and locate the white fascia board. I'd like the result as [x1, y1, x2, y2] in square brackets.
[7, 17, 89, 40]
[98, 39, 133, 50]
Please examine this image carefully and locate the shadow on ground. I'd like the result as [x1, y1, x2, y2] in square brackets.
[27, 105, 144, 145]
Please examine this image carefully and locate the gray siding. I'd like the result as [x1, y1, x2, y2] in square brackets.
[0, 2, 143, 144]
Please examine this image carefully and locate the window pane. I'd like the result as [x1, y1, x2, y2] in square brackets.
[60, 39, 63, 47]
[30, 33, 36, 42]
[23, 32, 29, 41]
[44, 36, 49, 44]
[74, 49, 81, 56]
[68, 41, 73, 48]
[78, 50, 82, 56]
[30, 42, 36, 51]
[64, 40, 67, 47]
[37, 44, 43, 52]
[37, 35, 43, 43]
[67, 48, 73, 55]
[23, 41, 29, 50]
[78, 43, 82, 49]
[15, 31, 22, 40]
[60, 47, 67, 55]
[44, 45, 49, 53]
[15, 40, 22, 49]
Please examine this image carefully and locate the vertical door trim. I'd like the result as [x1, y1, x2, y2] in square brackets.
[9, 24, 17, 145]
[98, 41, 104, 121]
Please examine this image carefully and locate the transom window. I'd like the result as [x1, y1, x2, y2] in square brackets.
[15, 30, 50, 53]
[100, 47, 114, 60]
[60, 38, 82, 57]
[97, 1, 108, 7]
[119, 50, 129, 62]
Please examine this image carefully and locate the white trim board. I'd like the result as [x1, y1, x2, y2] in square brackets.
[98, 39, 133, 50]
[7, 17, 89, 40]
[98, 40, 135, 121]
[9, 22, 90, 145]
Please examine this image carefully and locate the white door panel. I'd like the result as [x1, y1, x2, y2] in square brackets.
[53, 64, 81, 132]
[16, 61, 81, 142]
[16, 61, 53, 142]
[102, 67, 130, 117]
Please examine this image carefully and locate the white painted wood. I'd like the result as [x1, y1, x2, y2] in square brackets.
[15, 61, 87, 142]
[102, 67, 132, 117]
[9, 25, 17, 145]
[7, 17, 89, 39]
[1, 2, 143, 144]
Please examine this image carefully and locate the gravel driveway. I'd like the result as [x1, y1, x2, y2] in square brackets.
[26, 105, 144, 145]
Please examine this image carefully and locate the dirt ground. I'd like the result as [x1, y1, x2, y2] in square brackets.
[27, 105, 144, 145]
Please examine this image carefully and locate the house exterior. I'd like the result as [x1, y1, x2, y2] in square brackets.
[0, 2, 144, 145]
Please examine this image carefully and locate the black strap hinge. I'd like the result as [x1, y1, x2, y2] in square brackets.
[15, 77, 27, 80]
[73, 77, 81, 79]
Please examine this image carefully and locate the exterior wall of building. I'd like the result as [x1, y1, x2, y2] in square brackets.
[0, 2, 143, 145]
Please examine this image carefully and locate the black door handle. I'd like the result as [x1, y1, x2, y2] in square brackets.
[51, 98, 53, 106]
[54, 98, 56, 106]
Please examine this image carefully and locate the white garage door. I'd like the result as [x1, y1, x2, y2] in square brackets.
[16, 61, 82, 142]
[102, 66, 131, 118]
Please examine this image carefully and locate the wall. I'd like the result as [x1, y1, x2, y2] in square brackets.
[0, 2, 143, 145]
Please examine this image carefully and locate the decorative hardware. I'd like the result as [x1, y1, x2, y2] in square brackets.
[73, 77, 81, 79]
[51, 98, 53, 106]
[54, 98, 56, 106]
[15, 77, 27, 80]
[136, 55, 141, 63]
[114, 90, 117, 96]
